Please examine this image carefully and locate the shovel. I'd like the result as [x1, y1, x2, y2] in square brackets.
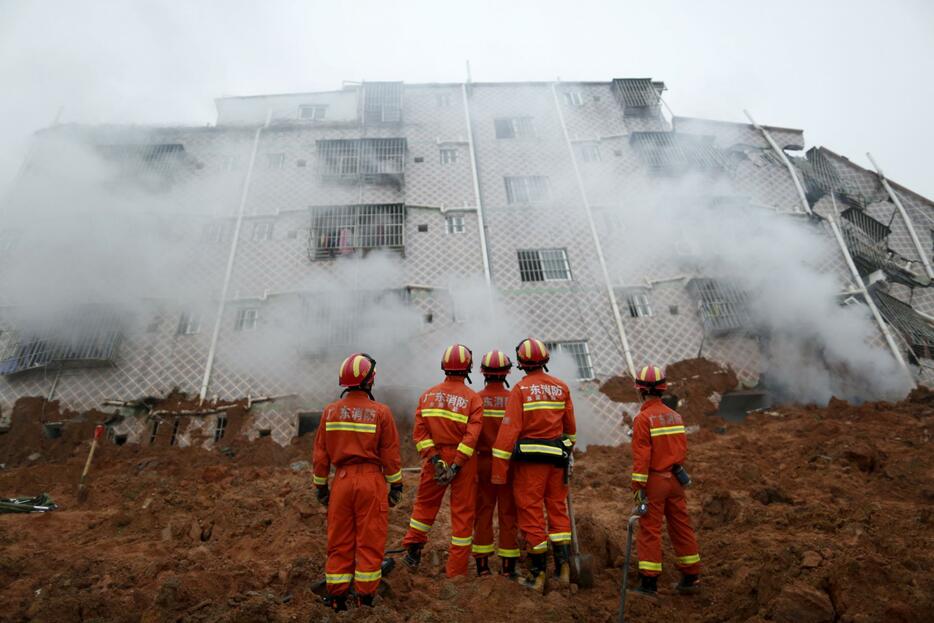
[76, 425, 104, 504]
[616, 514, 640, 622]
[566, 488, 595, 588]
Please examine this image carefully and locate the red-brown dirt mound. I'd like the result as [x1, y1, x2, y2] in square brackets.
[1, 385, 932, 622]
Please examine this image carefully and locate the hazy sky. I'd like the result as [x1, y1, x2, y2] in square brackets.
[1, 0, 932, 196]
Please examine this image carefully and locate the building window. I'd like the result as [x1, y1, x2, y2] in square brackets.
[437, 93, 453, 108]
[576, 142, 601, 163]
[841, 207, 890, 243]
[687, 278, 751, 335]
[299, 104, 327, 120]
[251, 221, 274, 242]
[563, 91, 584, 107]
[446, 214, 465, 234]
[544, 341, 594, 380]
[213, 415, 227, 442]
[219, 155, 239, 171]
[620, 289, 652, 317]
[494, 117, 535, 139]
[440, 148, 458, 165]
[517, 248, 571, 282]
[309, 203, 405, 260]
[177, 312, 201, 336]
[363, 82, 403, 124]
[317, 139, 406, 181]
[170, 418, 181, 446]
[201, 221, 227, 244]
[505, 176, 550, 205]
[235, 308, 258, 331]
[267, 153, 285, 169]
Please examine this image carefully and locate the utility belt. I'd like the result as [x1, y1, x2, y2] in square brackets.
[512, 436, 573, 467]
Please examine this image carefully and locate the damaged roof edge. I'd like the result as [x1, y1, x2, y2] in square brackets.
[815, 146, 934, 210]
[673, 116, 805, 138]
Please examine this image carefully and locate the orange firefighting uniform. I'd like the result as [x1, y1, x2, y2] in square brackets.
[313, 390, 402, 597]
[630, 397, 701, 577]
[473, 381, 519, 560]
[491, 369, 576, 555]
[402, 376, 483, 577]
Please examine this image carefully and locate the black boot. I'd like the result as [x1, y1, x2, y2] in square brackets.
[403, 543, 424, 570]
[552, 543, 571, 584]
[500, 557, 519, 579]
[323, 594, 348, 611]
[523, 553, 548, 593]
[675, 573, 701, 594]
[475, 556, 492, 577]
[357, 593, 375, 607]
[630, 573, 658, 598]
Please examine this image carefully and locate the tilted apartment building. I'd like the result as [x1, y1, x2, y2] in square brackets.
[1, 79, 932, 446]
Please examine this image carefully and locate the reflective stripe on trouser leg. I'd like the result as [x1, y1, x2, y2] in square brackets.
[402, 458, 446, 546]
[496, 471, 519, 556]
[666, 484, 702, 574]
[473, 456, 497, 558]
[326, 476, 356, 596]
[512, 462, 549, 556]
[635, 473, 667, 577]
[446, 450, 477, 578]
[544, 464, 571, 544]
[353, 470, 388, 596]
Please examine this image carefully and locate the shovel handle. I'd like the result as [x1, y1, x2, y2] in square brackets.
[80, 430, 103, 479]
[617, 515, 640, 623]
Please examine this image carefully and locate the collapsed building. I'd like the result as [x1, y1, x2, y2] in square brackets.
[1, 78, 933, 447]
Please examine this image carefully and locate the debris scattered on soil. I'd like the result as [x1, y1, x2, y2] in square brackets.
[1, 378, 932, 622]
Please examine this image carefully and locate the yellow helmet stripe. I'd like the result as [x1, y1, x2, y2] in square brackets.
[444, 345, 453, 363]
[353, 355, 362, 378]
[484, 351, 492, 367]
[535, 339, 545, 355]
[457, 345, 465, 362]
[497, 351, 504, 366]
[523, 340, 532, 358]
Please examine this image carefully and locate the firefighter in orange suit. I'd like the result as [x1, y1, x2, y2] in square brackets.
[313, 353, 403, 611]
[472, 350, 520, 577]
[629, 365, 701, 597]
[402, 344, 484, 577]
[492, 338, 576, 592]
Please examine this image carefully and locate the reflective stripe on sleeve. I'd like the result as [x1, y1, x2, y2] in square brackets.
[385, 471, 402, 484]
[472, 543, 495, 555]
[325, 422, 377, 434]
[491, 448, 512, 460]
[650, 425, 685, 437]
[638, 561, 662, 571]
[456, 442, 474, 457]
[523, 401, 566, 412]
[313, 475, 328, 486]
[676, 554, 701, 565]
[518, 443, 564, 456]
[409, 518, 432, 532]
[326, 573, 353, 584]
[421, 408, 469, 424]
[483, 409, 506, 418]
[354, 569, 382, 582]
[451, 535, 473, 547]
[631, 472, 648, 483]
[415, 439, 435, 452]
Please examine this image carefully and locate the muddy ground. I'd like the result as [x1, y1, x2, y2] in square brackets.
[1, 376, 932, 622]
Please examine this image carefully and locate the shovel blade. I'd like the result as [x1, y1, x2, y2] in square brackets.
[570, 553, 595, 589]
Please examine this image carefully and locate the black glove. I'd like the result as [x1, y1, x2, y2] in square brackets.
[388, 484, 403, 507]
[316, 486, 330, 507]
[439, 463, 461, 486]
[632, 488, 647, 516]
[430, 455, 448, 484]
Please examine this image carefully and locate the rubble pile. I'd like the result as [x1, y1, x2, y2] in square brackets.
[1, 371, 932, 622]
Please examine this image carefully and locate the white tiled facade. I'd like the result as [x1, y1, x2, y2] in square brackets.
[2, 79, 933, 446]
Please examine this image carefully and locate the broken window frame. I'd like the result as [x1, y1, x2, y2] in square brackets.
[235, 308, 259, 331]
[517, 248, 571, 282]
[871, 289, 934, 360]
[504, 176, 551, 205]
[308, 203, 406, 260]
[841, 208, 889, 243]
[213, 415, 227, 442]
[544, 340, 594, 380]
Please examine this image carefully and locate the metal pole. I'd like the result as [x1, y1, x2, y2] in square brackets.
[826, 195, 913, 381]
[744, 110, 811, 215]
[199, 114, 268, 402]
[866, 152, 934, 280]
[461, 82, 493, 287]
[617, 515, 640, 623]
[550, 82, 636, 377]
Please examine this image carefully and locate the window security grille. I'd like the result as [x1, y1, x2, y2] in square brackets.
[440, 148, 458, 165]
[544, 341, 594, 379]
[505, 176, 550, 205]
[841, 208, 889, 243]
[316, 139, 406, 183]
[0, 309, 123, 376]
[177, 312, 201, 336]
[214, 415, 227, 442]
[563, 91, 584, 107]
[267, 153, 285, 169]
[308, 204, 405, 260]
[871, 289, 934, 359]
[494, 117, 535, 139]
[576, 142, 601, 163]
[839, 219, 924, 287]
[170, 418, 181, 446]
[618, 289, 652, 317]
[235, 308, 258, 331]
[363, 82, 403, 124]
[687, 279, 751, 335]
[446, 214, 465, 234]
[517, 249, 571, 282]
[630, 132, 725, 175]
[612, 78, 662, 117]
[299, 104, 327, 120]
[251, 221, 274, 242]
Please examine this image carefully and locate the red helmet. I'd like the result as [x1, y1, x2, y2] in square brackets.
[339, 353, 376, 388]
[441, 344, 473, 374]
[480, 350, 512, 375]
[515, 338, 549, 369]
[634, 364, 667, 391]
